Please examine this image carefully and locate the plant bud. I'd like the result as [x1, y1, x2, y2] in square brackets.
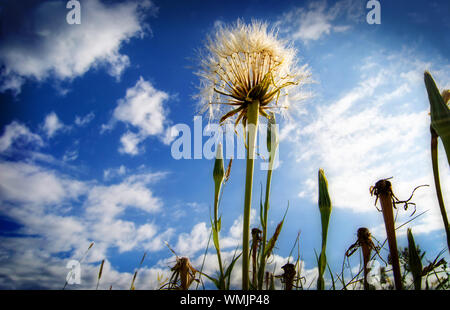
[213, 143, 225, 186]
[266, 113, 279, 155]
[424, 71, 450, 164]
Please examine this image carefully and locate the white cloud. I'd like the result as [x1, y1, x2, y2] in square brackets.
[84, 174, 164, 221]
[114, 77, 169, 136]
[103, 165, 127, 180]
[0, 237, 173, 289]
[0, 121, 43, 153]
[0, 160, 85, 206]
[42, 112, 66, 138]
[286, 50, 450, 237]
[0, 155, 318, 289]
[0, 0, 153, 94]
[62, 149, 79, 162]
[277, 0, 363, 43]
[172, 209, 258, 258]
[119, 131, 142, 155]
[74, 112, 95, 127]
[106, 77, 172, 155]
[175, 222, 210, 257]
[0, 148, 176, 287]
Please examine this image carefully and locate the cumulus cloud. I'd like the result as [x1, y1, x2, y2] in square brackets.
[0, 236, 174, 289]
[0, 152, 173, 288]
[0, 121, 43, 153]
[84, 173, 164, 220]
[0, 149, 317, 289]
[0, 0, 153, 94]
[173, 209, 258, 258]
[114, 77, 169, 136]
[174, 222, 210, 257]
[119, 131, 143, 155]
[104, 77, 173, 155]
[0, 160, 86, 206]
[42, 112, 66, 138]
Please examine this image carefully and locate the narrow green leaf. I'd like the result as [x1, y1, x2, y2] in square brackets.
[225, 252, 242, 289]
[264, 202, 289, 258]
[407, 228, 423, 290]
[259, 183, 265, 230]
[199, 271, 221, 289]
[326, 261, 335, 291]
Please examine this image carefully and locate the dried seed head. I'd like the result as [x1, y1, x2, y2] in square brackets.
[196, 19, 310, 125]
[281, 263, 296, 290]
[169, 256, 197, 290]
[373, 179, 392, 196]
[357, 227, 372, 244]
[281, 263, 296, 275]
[251, 227, 262, 240]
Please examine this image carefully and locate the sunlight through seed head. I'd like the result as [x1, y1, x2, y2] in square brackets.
[196, 19, 311, 126]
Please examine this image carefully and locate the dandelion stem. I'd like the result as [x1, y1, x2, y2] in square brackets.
[258, 114, 277, 289]
[213, 143, 225, 288]
[213, 180, 225, 288]
[242, 99, 260, 290]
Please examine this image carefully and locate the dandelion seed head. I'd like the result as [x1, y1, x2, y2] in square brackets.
[195, 19, 311, 125]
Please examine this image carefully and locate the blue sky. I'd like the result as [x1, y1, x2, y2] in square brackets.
[0, 0, 449, 289]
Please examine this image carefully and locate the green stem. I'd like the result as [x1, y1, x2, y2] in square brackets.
[431, 129, 450, 255]
[258, 167, 273, 289]
[213, 182, 225, 288]
[242, 100, 260, 290]
[317, 216, 329, 290]
[317, 169, 331, 290]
